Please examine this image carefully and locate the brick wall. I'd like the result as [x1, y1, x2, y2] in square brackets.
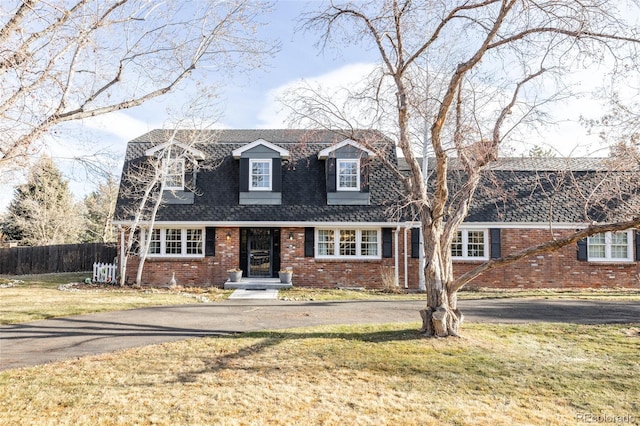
[279, 227, 416, 289]
[123, 227, 240, 287]
[455, 228, 640, 289]
[120, 227, 639, 289]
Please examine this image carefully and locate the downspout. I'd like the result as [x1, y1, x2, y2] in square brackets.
[394, 226, 400, 288]
[403, 226, 409, 288]
[118, 225, 124, 278]
[418, 225, 426, 291]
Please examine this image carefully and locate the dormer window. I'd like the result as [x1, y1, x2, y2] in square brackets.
[318, 139, 375, 205]
[164, 157, 185, 190]
[337, 159, 360, 191]
[233, 139, 289, 205]
[250, 159, 272, 191]
[145, 141, 205, 203]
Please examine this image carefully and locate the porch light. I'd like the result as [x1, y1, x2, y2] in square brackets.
[226, 232, 231, 241]
[289, 232, 294, 240]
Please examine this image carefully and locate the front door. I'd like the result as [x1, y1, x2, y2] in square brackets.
[240, 228, 281, 278]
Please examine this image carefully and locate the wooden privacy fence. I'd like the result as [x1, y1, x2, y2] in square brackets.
[0, 243, 117, 275]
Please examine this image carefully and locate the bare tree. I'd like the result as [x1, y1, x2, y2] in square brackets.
[117, 125, 220, 287]
[290, 0, 640, 336]
[0, 0, 274, 172]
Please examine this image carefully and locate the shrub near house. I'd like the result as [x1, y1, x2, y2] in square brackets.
[113, 130, 640, 289]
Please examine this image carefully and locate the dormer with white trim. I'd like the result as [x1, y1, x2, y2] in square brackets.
[232, 139, 290, 205]
[318, 139, 374, 205]
[145, 141, 206, 205]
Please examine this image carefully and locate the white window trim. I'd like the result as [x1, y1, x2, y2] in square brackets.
[163, 158, 185, 191]
[337, 158, 360, 192]
[249, 159, 272, 191]
[142, 228, 204, 258]
[315, 228, 381, 259]
[451, 229, 489, 261]
[587, 230, 633, 262]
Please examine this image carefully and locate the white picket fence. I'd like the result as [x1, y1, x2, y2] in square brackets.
[93, 262, 118, 284]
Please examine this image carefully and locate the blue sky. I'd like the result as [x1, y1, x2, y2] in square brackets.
[1, 1, 380, 212]
[0, 0, 623, 212]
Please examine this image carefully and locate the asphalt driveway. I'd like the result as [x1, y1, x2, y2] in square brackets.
[1, 298, 638, 371]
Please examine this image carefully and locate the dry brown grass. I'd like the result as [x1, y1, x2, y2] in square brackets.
[0, 273, 230, 324]
[1, 322, 638, 425]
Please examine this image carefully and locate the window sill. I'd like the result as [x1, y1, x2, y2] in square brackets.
[452, 259, 488, 263]
[314, 257, 382, 262]
[586, 260, 637, 266]
[144, 255, 205, 261]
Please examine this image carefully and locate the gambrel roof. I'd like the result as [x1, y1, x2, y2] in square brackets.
[114, 129, 402, 224]
[399, 157, 640, 224]
[115, 129, 640, 226]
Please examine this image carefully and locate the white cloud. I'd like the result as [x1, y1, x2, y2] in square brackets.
[81, 111, 157, 142]
[255, 62, 612, 157]
[256, 62, 378, 128]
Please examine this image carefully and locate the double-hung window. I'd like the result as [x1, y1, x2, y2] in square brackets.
[451, 229, 488, 260]
[250, 159, 271, 191]
[148, 229, 161, 255]
[164, 158, 185, 190]
[144, 228, 204, 257]
[337, 159, 359, 191]
[316, 228, 380, 258]
[588, 231, 633, 261]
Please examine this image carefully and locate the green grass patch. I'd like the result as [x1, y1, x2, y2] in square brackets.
[0, 273, 230, 324]
[280, 286, 640, 301]
[2, 272, 639, 325]
[1, 322, 637, 425]
[1, 272, 90, 288]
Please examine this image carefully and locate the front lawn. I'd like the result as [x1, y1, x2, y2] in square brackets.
[0, 273, 230, 324]
[2, 272, 639, 325]
[0, 322, 637, 425]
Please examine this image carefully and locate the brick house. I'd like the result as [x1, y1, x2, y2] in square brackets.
[113, 129, 640, 289]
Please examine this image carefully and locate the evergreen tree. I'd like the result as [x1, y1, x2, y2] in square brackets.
[3, 156, 83, 245]
[82, 176, 119, 243]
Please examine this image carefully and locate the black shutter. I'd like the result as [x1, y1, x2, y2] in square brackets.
[361, 161, 369, 193]
[490, 228, 501, 259]
[272, 158, 282, 192]
[239, 229, 248, 275]
[577, 238, 588, 261]
[326, 158, 336, 193]
[411, 228, 420, 259]
[304, 227, 314, 257]
[205, 227, 215, 257]
[382, 228, 393, 258]
[239, 158, 249, 192]
[635, 231, 640, 261]
[272, 228, 281, 277]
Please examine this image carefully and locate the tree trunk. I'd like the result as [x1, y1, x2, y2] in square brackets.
[419, 235, 463, 337]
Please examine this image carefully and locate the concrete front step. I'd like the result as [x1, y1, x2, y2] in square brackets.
[224, 278, 293, 290]
[228, 289, 279, 299]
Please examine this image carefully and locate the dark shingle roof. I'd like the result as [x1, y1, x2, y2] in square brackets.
[398, 157, 640, 223]
[115, 130, 640, 225]
[115, 129, 404, 224]
[466, 169, 640, 223]
[398, 156, 636, 172]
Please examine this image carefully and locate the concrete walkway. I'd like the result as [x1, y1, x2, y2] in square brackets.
[228, 289, 279, 299]
[1, 298, 638, 371]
